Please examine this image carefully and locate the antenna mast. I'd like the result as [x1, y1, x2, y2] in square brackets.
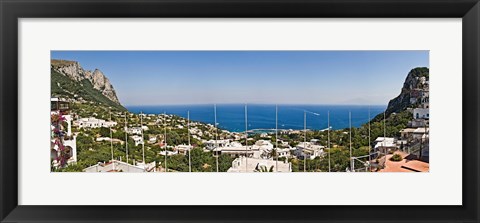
[110, 109, 114, 171]
[164, 111, 167, 172]
[140, 111, 145, 164]
[304, 111, 307, 172]
[214, 104, 219, 172]
[349, 111, 352, 172]
[275, 104, 278, 172]
[188, 111, 191, 172]
[328, 111, 331, 172]
[245, 104, 248, 172]
[125, 112, 129, 164]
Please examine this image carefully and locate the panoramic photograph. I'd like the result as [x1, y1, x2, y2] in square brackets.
[50, 51, 429, 173]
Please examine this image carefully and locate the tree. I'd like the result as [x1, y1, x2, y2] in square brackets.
[218, 154, 234, 172]
[99, 127, 110, 137]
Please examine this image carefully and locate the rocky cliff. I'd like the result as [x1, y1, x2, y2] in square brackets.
[51, 59, 121, 104]
[385, 67, 429, 116]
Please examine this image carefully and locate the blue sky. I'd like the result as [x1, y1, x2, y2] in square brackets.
[51, 51, 429, 106]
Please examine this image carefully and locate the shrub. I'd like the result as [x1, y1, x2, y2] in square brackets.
[390, 153, 403, 162]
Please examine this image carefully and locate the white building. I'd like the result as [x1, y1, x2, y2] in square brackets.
[148, 136, 157, 144]
[159, 150, 178, 156]
[413, 127, 429, 140]
[310, 139, 321, 145]
[253, 140, 274, 150]
[227, 157, 292, 172]
[408, 119, 428, 128]
[74, 117, 117, 128]
[204, 139, 231, 150]
[126, 127, 143, 135]
[400, 128, 417, 139]
[294, 142, 324, 160]
[174, 144, 193, 155]
[373, 137, 397, 154]
[252, 140, 274, 158]
[83, 160, 156, 172]
[213, 142, 254, 157]
[276, 148, 291, 158]
[131, 135, 144, 146]
[50, 98, 77, 166]
[413, 108, 429, 119]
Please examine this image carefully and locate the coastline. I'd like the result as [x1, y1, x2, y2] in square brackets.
[126, 104, 386, 132]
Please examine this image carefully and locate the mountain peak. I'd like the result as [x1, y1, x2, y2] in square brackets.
[51, 59, 122, 105]
[385, 67, 429, 116]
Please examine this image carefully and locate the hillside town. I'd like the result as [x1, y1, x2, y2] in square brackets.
[50, 58, 430, 173]
[51, 73, 429, 172]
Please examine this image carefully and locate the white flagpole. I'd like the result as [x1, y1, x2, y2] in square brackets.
[125, 112, 129, 164]
[110, 109, 114, 171]
[275, 104, 278, 172]
[188, 111, 191, 172]
[164, 111, 167, 172]
[368, 107, 371, 170]
[140, 111, 145, 164]
[214, 104, 219, 172]
[349, 111, 352, 172]
[245, 104, 248, 172]
[328, 111, 331, 172]
[383, 111, 386, 169]
[304, 110, 307, 172]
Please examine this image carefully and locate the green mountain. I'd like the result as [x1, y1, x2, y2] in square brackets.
[51, 60, 126, 111]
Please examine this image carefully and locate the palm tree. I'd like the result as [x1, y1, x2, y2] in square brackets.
[256, 165, 274, 172]
[271, 148, 277, 160]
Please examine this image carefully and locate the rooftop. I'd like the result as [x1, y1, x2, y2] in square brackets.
[227, 157, 292, 173]
[83, 160, 154, 173]
[379, 151, 429, 172]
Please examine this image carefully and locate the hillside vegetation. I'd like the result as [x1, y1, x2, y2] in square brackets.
[51, 69, 126, 111]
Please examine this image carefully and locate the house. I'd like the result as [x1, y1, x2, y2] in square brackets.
[50, 97, 77, 166]
[213, 142, 254, 157]
[227, 157, 292, 172]
[51, 97, 70, 111]
[413, 108, 429, 119]
[408, 119, 428, 128]
[373, 137, 397, 154]
[400, 128, 417, 140]
[148, 136, 157, 144]
[413, 127, 429, 140]
[159, 150, 178, 156]
[276, 148, 290, 158]
[294, 142, 324, 160]
[126, 127, 143, 135]
[400, 127, 429, 141]
[260, 132, 269, 138]
[131, 135, 144, 146]
[204, 139, 231, 150]
[310, 139, 321, 145]
[175, 144, 193, 155]
[74, 117, 117, 129]
[252, 140, 274, 158]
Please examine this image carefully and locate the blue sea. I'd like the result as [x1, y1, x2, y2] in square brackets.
[126, 104, 386, 132]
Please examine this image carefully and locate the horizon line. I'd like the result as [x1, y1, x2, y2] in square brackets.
[123, 103, 387, 107]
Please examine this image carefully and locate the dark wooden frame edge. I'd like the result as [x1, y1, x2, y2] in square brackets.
[1, 0, 478, 222]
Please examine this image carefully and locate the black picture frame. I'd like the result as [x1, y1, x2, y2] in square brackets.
[1, 0, 479, 222]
